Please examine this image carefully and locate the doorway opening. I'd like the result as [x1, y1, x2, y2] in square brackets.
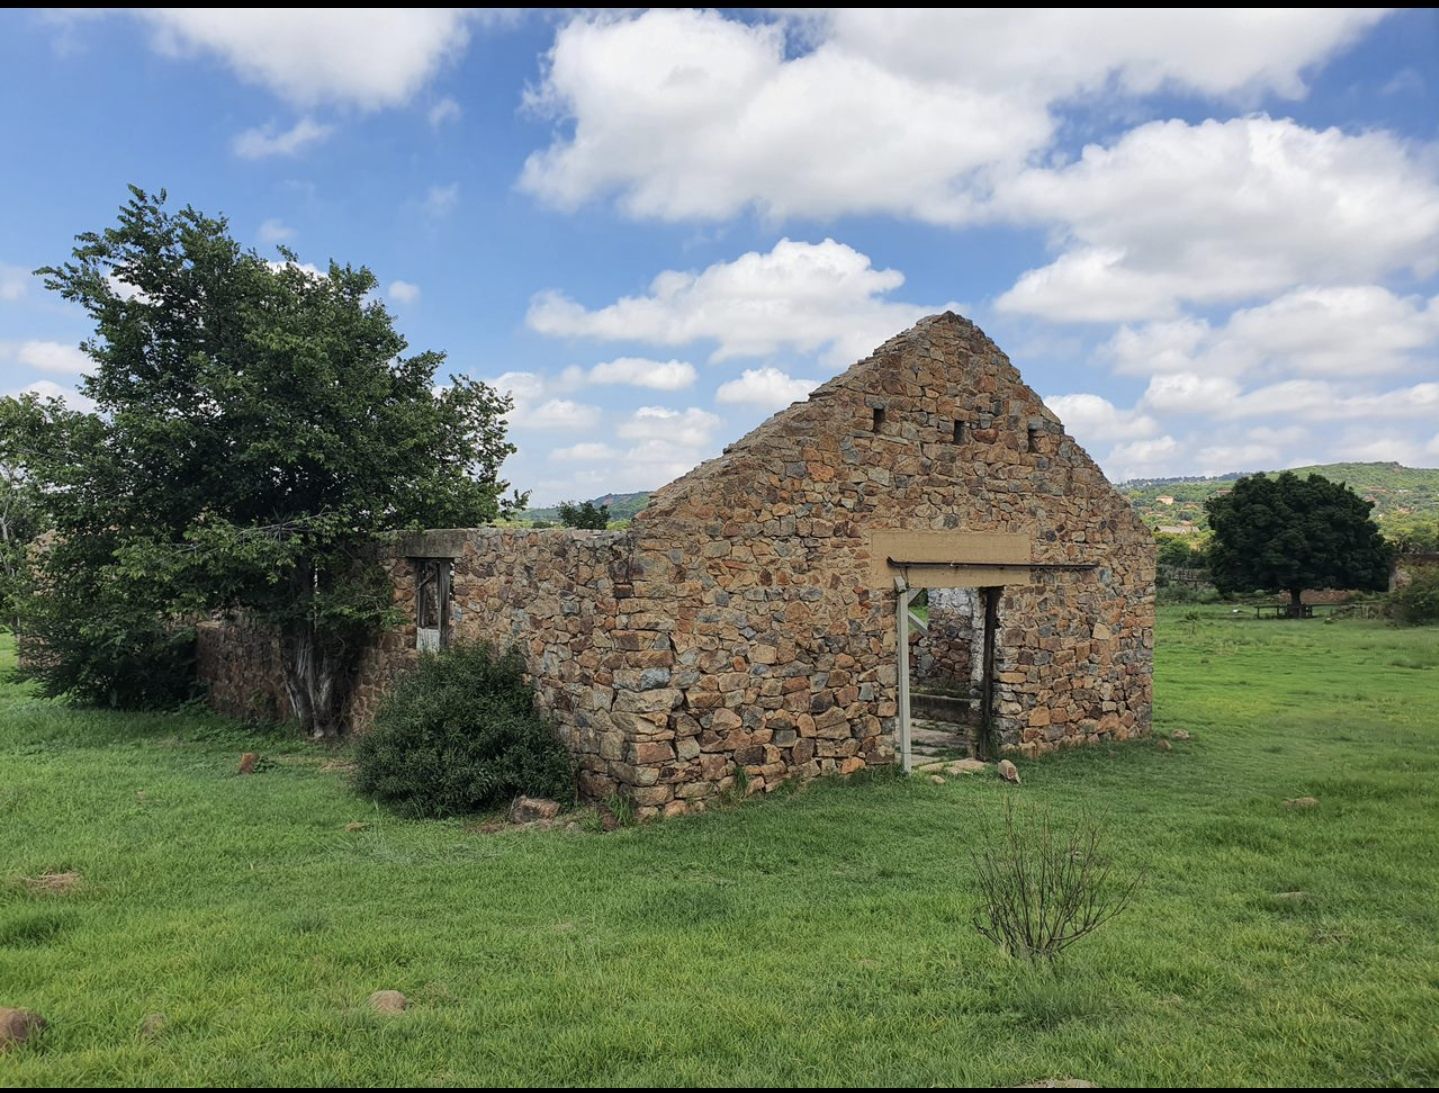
[897, 584, 1002, 772]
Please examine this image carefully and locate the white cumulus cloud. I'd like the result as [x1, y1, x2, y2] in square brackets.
[528, 238, 951, 367]
[1, 263, 31, 301]
[521, 9, 1385, 223]
[486, 370, 602, 432]
[586, 357, 696, 391]
[1043, 393, 1159, 445]
[428, 97, 462, 127]
[617, 406, 721, 448]
[1333, 433, 1426, 464]
[995, 117, 1439, 322]
[258, 218, 294, 245]
[1139, 373, 1245, 415]
[551, 442, 618, 463]
[1105, 435, 1183, 481]
[133, 9, 484, 109]
[1227, 379, 1439, 422]
[715, 367, 819, 410]
[7, 379, 97, 415]
[1108, 286, 1439, 379]
[8, 339, 90, 375]
[232, 117, 333, 159]
[423, 183, 460, 218]
[387, 280, 421, 305]
[523, 398, 601, 431]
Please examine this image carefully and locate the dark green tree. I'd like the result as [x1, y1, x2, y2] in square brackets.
[19, 187, 524, 731]
[1205, 471, 1391, 617]
[0, 395, 48, 636]
[557, 499, 609, 529]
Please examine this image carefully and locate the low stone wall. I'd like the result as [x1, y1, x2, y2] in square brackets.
[195, 618, 287, 724]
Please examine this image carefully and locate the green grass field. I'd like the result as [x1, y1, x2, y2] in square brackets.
[2, 608, 1437, 1086]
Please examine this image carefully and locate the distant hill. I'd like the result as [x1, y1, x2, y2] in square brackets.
[520, 491, 651, 524]
[521, 463, 1439, 534]
[1122, 462, 1439, 533]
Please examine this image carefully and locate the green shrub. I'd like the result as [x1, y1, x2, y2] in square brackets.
[971, 801, 1143, 964]
[354, 642, 574, 817]
[1388, 569, 1439, 627]
[14, 580, 197, 709]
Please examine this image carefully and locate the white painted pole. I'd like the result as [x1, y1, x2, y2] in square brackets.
[896, 585, 915, 774]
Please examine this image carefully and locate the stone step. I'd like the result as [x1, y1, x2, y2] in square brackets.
[910, 690, 981, 726]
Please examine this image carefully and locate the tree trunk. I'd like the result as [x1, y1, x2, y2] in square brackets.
[279, 621, 355, 739]
[1287, 588, 1304, 619]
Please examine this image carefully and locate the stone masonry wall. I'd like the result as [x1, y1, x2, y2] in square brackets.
[912, 587, 978, 692]
[195, 618, 287, 724]
[198, 313, 1154, 819]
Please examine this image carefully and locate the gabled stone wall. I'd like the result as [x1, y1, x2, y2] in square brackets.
[197, 313, 1155, 819]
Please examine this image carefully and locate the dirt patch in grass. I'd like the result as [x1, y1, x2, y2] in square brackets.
[16, 870, 83, 895]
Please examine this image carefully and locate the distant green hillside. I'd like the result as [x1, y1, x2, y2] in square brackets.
[1122, 462, 1439, 533]
[520, 491, 651, 524]
[519, 463, 1439, 535]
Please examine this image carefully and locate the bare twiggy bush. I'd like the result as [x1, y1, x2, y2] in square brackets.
[971, 801, 1144, 964]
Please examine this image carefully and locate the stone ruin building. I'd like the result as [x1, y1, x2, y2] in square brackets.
[199, 312, 1155, 819]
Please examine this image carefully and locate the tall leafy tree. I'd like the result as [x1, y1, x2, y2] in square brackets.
[0, 395, 48, 636]
[21, 187, 523, 733]
[1205, 471, 1390, 616]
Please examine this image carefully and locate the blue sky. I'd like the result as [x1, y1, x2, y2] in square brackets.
[2, 9, 1437, 504]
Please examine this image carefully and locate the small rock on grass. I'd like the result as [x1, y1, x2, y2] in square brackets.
[0, 1007, 46, 1052]
[368, 990, 407, 1015]
[997, 759, 1021, 784]
[237, 752, 260, 775]
[511, 796, 562, 824]
[1284, 796, 1320, 809]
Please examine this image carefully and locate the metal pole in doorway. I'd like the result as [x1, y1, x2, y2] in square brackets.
[896, 584, 915, 774]
[979, 586, 1000, 761]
